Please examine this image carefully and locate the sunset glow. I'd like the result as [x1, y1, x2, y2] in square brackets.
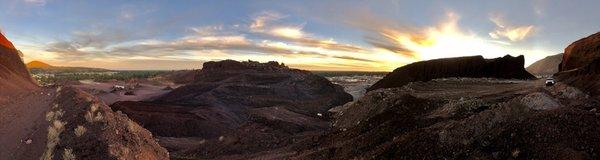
[0, 0, 594, 71]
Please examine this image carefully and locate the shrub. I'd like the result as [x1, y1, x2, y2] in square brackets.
[41, 120, 66, 160]
[74, 125, 86, 137]
[62, 148, 76, 160]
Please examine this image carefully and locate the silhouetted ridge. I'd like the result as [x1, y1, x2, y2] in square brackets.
[368, 55, 535, 91]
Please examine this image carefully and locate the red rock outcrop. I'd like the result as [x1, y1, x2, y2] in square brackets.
[555, 32, 600, 98]
[368, 55, 535, 91]
[111, 60, 352, 159]
[560, 32, 600, 71]
[0, 32, 37, 95]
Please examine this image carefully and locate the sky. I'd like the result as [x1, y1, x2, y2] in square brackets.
[0, 0, 599, 71]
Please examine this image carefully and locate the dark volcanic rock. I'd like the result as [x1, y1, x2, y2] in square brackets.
[111, 60, 352, 158]
[0, 32, 37, 95]
[559, 32, 600, 71]
[368, 55, 535, 91]
[526, 53, 563, 76]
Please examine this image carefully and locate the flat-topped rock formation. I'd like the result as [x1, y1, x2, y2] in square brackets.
[368, 55, 536, 91]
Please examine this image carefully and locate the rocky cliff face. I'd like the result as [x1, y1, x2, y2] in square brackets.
[368, 55, 535, 91]
[111, 60, 352, 159]
[0, 32, 37, 95]
[526, 53, 563, 76]
[560, 32, 600, 71]
[555, 32, 600, 98]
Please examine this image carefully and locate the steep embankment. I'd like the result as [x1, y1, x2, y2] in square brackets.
[111, 60, 352, 159]
[555, 32, 600, 98]
[0, 32, 37, 95]
[368, 55, 535, 91]
[526, 53, 563, 76]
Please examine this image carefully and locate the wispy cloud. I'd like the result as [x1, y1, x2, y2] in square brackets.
[23, 0, 46, 6]
[488, 14, 535, 41]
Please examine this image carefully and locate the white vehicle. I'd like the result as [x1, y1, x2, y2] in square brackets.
[545, 78, 555, 86]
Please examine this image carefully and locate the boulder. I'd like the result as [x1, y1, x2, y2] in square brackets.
[559, 32, 600, 71]
[368, 55, 535, 91]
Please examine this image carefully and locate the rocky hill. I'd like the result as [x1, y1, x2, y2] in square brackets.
[111, 60, 352, 159]
[526, 53, 563, 76]
[368, 55, 536, 91]
[0, 32, 37, 95]
[560, 32, 600, 71]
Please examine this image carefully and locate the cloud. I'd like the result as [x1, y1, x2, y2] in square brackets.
[488, 14, 535, 41]
[42, 11, 384, 70]
[250, 11, 284, 31]
[23, 0, 46, 6]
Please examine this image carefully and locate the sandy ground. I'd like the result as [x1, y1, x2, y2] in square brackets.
[0, 88, 55, 160]
[72, 80, 174, 105]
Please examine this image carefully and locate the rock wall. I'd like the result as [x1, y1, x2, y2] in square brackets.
[560, 32, 600, 71]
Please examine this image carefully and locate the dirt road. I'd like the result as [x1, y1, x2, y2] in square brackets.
[0, 88, 55, 160]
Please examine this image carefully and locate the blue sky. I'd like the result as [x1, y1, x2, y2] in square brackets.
[1, 0, 599, 71]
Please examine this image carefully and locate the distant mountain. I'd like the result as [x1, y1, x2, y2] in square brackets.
[26, 60, 53, 69]
[26, 60, 110, 73]
[526, 53, 563, 76]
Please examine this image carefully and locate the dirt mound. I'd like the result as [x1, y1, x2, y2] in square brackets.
[111, 60, 352, 159]
[0, 33, 37, 95]
[526, 53, 563, 76]
[560, 32, 600, 71]
[368, 55, 535, 91]
[41, 87, 169, 159]
[271, 78, 599, 159]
